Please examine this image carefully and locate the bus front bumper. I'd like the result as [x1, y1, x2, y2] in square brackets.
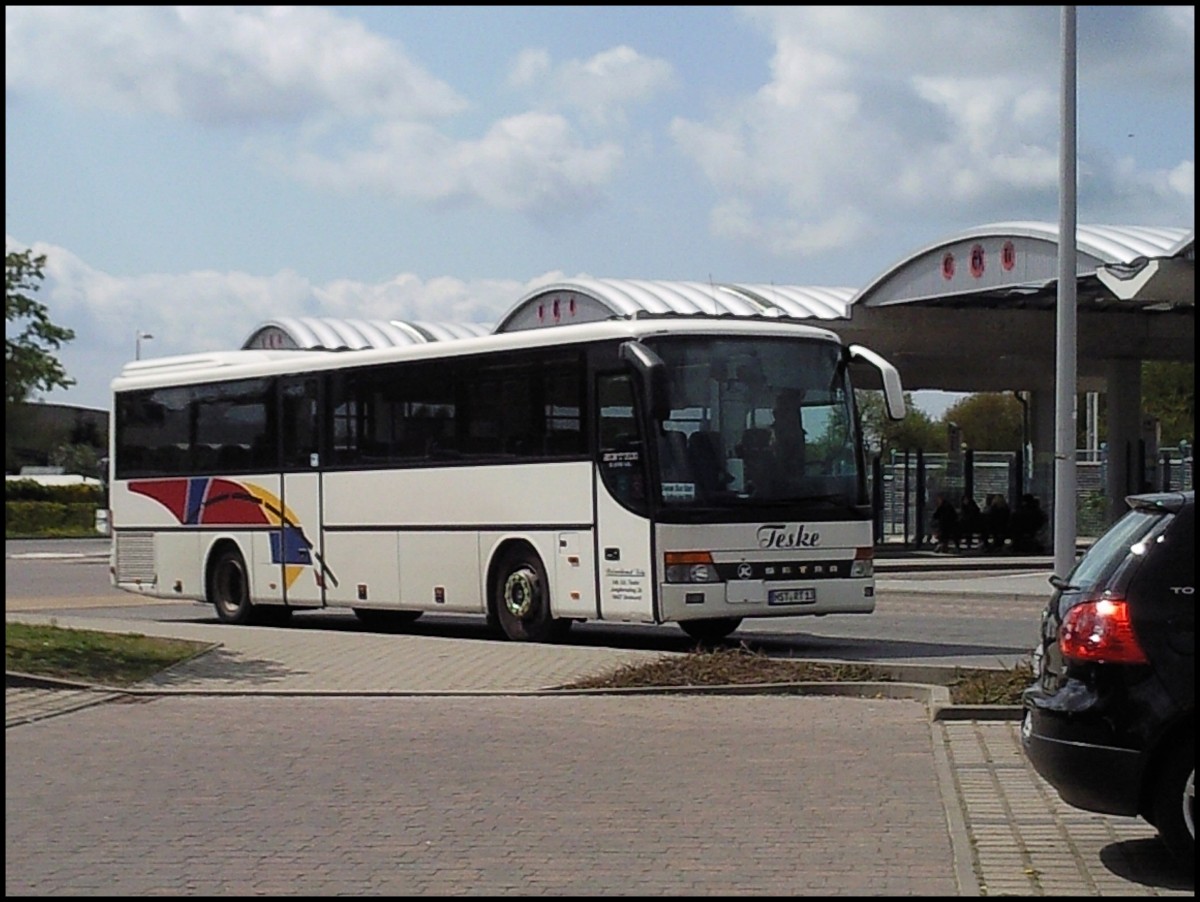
[659, 579, 876, 623]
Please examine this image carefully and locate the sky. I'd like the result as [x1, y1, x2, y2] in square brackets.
[5, 6, 1195, 417]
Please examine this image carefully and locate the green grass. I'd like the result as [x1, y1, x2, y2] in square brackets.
[5, 622, 214, 687]
[5, 623, 1032, 704]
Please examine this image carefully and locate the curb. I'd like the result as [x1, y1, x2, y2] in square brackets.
[6, 671, 112, 691]
[7, 670, 1023, 723]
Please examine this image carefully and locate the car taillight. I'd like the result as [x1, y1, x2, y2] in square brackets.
[1058, 597, 1148, 664]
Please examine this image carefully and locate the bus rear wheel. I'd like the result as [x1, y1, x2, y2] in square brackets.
[679, 617, 742, 644]
[210, 547, 254, 625]
[493, 549, 569, 643]
[209, 548, 291, 625]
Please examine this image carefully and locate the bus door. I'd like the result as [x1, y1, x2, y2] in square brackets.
[594, 374, 656, 621]
[278, 376, 327, 607]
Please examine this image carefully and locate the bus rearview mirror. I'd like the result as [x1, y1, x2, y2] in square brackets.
[619, 340, 670, 422]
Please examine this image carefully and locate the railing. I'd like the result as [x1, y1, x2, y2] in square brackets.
[869, 448, 1193, 547]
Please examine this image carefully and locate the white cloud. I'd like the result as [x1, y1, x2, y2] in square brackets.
[1167, 160, 1194, 198]
[5, 6, 465, 124]
[284, 112, 624, 214]
[6, 7, 639, 219]
[670, 7, 1194, 258]
[545, 45, 677, 127]
[709, 200, 869, 257]
[6, 234, 566, 409]
[313, 273, 545, 326]
[1081, 6, 1195, 86]
[507, 44, 676, 127]
[508, 48, 552, 89]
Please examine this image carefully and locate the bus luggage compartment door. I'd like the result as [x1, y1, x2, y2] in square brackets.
[280, 469, 325, 607]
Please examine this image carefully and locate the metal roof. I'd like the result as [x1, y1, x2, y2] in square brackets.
[1166, 230, 1195, 260]
[945, 222, 1189, 263]
[241, 316, 491, 351]
[238, 222, 1190, 349]
[852, 222, 1193, 308]
[494, 278, 855, 332]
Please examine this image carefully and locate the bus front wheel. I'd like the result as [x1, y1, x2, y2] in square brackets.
[210, 547, 254, 625]
[679, 617, 742, 644]
[493, 549, 570, 643]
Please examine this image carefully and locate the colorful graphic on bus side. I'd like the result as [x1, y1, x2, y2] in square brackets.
[128, 478, 328, 589]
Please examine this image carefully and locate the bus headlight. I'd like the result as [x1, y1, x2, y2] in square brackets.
[849, 546, 874, 578]
[664, 551, 721, 583]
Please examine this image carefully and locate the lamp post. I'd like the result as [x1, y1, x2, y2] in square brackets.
[135, 330, 154, 360]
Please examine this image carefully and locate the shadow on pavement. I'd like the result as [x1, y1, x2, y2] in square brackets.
[1098, 839, 1194, 892]
[148, 647, 302, 689]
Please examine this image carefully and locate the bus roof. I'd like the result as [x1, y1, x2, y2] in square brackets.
[112, 315, 843, 394]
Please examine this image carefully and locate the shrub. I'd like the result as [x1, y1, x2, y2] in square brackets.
[5, 501, 98, 536]
[5, 479, 102, 503]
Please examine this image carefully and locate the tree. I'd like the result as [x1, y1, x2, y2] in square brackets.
[943, 393, 1024, 451]
[1142, 361, 1194, 447]
[856, 390, 946, 453]
[6, 248, 75, 408]
[50, 440, 101, 479]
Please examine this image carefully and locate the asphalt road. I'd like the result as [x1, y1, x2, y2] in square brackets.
[6, 537, 1048, 669]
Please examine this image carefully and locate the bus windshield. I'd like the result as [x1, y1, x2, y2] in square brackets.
[645, 336, 864, 511]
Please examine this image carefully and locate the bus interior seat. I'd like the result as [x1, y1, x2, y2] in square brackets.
[739, 428, 772, 455]
[660, 429, 690, 481]
[687, 430, 728, 492]
[738, 428, 773, 490]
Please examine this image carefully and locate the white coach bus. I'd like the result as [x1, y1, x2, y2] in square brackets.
[109, 279, 905, 643]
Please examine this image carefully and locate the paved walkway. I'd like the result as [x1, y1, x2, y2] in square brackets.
[6, 610, 1193, 896]
[6, 546, 1191, 895]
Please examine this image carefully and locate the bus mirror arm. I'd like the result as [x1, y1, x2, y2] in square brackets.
[619, 340, 671, 423]
[847, 344, 906, 421]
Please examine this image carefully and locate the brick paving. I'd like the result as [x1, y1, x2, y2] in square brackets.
[8, 695, 956, 896]
[5, 608, 1195, 896]
[941, 720, 1192, 897]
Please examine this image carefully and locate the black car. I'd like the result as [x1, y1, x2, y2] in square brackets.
[1022, 490, 1194, 869]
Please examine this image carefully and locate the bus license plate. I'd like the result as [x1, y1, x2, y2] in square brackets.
[768, 588, 816, 606]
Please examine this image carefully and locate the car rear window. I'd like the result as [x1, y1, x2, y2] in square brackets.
[1066, 508, 1171, 593]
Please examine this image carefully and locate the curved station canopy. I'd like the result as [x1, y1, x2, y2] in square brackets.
[493, 277, 855, 331]
[236, 220, 1192, 397]
[833, 221, 1193, 393]
[242, 316, 491, 351]
[854, 221, 1191, 311]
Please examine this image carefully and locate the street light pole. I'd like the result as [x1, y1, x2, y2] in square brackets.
[135, 330, 154, 360]
[1053, 5, 1078, 578]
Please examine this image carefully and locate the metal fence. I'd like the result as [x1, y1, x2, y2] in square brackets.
[869, 448, 1194, 547]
